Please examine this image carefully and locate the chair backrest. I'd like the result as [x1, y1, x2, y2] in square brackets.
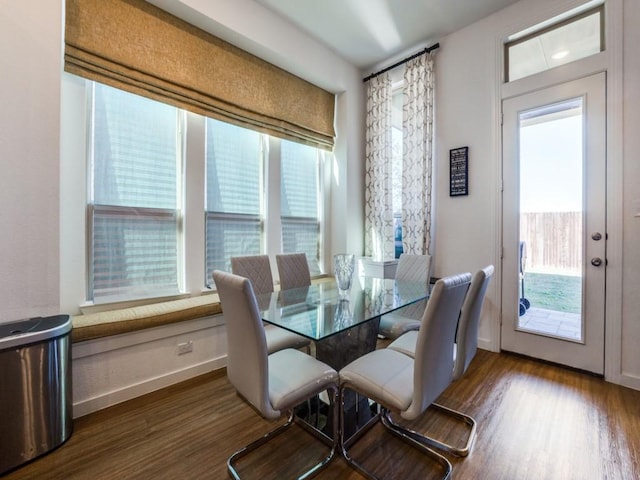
[404, 272, 471, 421]
[392, 253, 432, 321]
[395, 253, 431, 284]
[453, 265, 494, 380]
[230, 254, 274, 295]
[276, 252, 311, 290]
[213, 270, 278, 419]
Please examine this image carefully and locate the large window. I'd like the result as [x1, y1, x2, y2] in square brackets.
[84, 81, 328, 305]
[205, 119, 263, 284]
[89, 83, 181, 303]
[280, 141, 323, 276]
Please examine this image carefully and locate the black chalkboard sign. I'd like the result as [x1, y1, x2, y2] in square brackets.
[450, 147, 469, 196]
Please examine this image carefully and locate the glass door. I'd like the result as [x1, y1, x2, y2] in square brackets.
[501, 73, 606, 374]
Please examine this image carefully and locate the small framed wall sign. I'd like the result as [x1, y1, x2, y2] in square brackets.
[449, 146, 469, 196]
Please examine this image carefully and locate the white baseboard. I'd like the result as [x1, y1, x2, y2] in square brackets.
[617, 371, 640, 392]
[478, 338, 498, 352]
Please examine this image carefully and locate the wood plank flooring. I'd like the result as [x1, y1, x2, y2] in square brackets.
[4, 350, 640, 480]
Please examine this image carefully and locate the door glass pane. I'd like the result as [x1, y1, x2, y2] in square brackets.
[517, 98, 583, 341]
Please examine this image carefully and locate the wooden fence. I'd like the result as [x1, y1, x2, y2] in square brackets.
[520, 212, 582, 275]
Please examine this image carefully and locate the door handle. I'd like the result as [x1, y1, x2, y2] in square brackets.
[591, 232, 602, 241]
[591, 257, 603, 267]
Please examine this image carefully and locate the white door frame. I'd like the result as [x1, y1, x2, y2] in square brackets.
[501, 73, 606, 374]
[491, 0, 624, 385]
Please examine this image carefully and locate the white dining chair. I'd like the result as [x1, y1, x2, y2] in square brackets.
[213, 270, 339, 479]
[275, 252, 312, 290]
[378, 253, 432, 339]
[338, 272, 471, 480]
[230, 254, 310, 354]
[230, 254, 275, 296]
[387, 264, 494, 456]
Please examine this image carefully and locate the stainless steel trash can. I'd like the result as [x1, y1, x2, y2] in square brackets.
[0, 314, 72, 475]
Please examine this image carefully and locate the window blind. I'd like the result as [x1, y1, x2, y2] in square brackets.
[65, 0, 335, 150]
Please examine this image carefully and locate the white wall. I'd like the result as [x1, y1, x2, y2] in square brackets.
[621, 0, 640, 389]
[433, 10, 502, 350]
[0, 1, 62, 323]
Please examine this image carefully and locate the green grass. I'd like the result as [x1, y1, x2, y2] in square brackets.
[522, 272, 581, 314]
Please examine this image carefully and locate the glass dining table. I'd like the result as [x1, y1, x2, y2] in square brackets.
[256, 275, 430, 440]
[256, 275, 431, 369]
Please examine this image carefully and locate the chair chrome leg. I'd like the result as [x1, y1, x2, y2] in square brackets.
[228, 411, 295, 480]
[381, 409, 452, 480]
[228, 386, 339, 480]
[338, 385, 452, 480]
[381, 402, 477, 457]
[338, 384, 380, 480]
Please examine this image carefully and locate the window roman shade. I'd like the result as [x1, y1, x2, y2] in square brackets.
[64, 0, 336, 150]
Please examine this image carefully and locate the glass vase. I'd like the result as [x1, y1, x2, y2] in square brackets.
[334, 253, 355, 297]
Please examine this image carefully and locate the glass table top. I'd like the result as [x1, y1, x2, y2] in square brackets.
[256, 276, 430, 341]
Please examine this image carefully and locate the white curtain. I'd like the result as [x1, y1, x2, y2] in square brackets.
[401, 53, 435, 255]
[364, 73, 395, 261]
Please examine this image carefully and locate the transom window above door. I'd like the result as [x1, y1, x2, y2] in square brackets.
[505, 5, 603, 82]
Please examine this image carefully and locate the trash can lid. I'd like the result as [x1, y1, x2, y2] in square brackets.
[0, 315, 71, 350]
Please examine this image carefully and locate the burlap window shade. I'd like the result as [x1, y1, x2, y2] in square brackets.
[64, 0, 336, 150]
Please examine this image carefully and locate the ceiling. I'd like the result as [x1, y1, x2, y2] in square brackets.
[254, 0, 523, 71]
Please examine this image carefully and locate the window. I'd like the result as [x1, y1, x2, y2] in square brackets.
[89, 83, 181, 303]
[205, 119, 263, 284]
[80, 80, 329, 306]
[391, 88, 404, 259]
[506, 6, 603, 82]
[280, 141, 323, 275]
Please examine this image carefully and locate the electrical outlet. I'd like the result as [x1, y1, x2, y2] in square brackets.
[177, 340, 193, 355]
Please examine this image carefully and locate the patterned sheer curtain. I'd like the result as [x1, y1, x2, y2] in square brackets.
[402, 53, 435, 255]
[365, 73, 395, 261]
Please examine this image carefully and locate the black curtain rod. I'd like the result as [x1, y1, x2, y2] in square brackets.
[362, 42, 439, 83]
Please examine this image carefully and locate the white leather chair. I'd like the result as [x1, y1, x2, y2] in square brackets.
[275, 252, 312, 290]
[213, 270, 339, 479]
[230, 254, 310, 354]
[378, 253, 432, 339]
[387, 264, 495, 456]
[338, 272, 471, 480]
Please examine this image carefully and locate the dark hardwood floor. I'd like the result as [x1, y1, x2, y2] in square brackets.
[4, 350, 640, 479]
